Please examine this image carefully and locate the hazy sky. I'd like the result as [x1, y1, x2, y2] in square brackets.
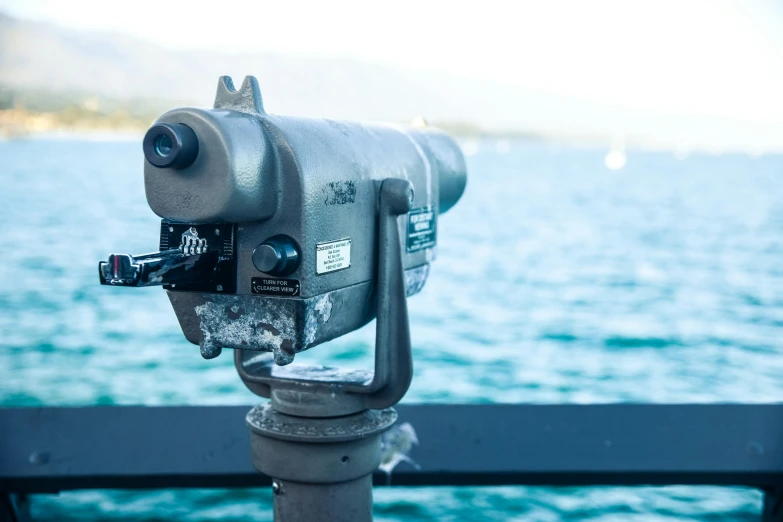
[3, 0, 783, 129]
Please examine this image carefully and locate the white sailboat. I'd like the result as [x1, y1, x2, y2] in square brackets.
[604, 136, 627, 171]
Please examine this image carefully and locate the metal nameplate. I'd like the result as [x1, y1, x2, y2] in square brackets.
[406, 206, 436, 253]
[316, 238, 352, 274]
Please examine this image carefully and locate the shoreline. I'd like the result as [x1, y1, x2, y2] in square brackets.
[0, 129, 144, 141]
[1, 117, 779, 156]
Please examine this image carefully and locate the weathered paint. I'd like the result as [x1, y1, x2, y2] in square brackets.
[194, 296, 298, 365]
[404, 264, 430, 297]
[379, 421, 420, 478]
[304, 293, 333, 347]
[194, 290, 337, 365]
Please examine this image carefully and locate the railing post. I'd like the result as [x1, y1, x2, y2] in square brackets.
[0, 494, 30, 522]
[763, 487, 783, 521]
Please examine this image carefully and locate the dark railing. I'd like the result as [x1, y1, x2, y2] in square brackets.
[2, 404, 783, 520]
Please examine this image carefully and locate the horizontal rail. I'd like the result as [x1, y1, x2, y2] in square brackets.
[1, 404, 783, 492]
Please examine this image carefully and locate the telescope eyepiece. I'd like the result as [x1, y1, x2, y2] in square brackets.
[143, 123, 199, 169]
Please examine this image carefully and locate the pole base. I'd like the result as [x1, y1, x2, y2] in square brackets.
[246, 404, 397, 521]
[272, 475, 373, 522]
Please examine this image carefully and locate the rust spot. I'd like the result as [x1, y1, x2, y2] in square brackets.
[324, 181, 356, 205]
[280, 339, 295, 356]
[257, 322, 281, 336]
[225, 305, 244, 320]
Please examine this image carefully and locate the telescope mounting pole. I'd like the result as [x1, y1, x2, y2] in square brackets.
[236, 178, 416, 522]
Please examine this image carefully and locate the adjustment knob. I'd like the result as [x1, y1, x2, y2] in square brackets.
[252, 236, 300, 277]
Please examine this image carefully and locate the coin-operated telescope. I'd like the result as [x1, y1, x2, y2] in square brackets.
[99, 76, 467, 521]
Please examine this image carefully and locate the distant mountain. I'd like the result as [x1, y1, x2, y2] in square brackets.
[0, 12, 621, 133]
[1, 12, 781, 151]
[0, 12, 491, 124]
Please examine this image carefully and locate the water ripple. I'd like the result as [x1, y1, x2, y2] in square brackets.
[3, 140, 783, 520]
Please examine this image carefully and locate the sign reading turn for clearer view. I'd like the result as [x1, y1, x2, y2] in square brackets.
[316, 238, 352, 274]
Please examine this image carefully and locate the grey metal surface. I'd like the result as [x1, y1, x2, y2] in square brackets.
[351, 179, 414, 410]
[239, 179, 416, 519]
[764, 487, 783, 521]
[145, 101, 277, 224]
[247, 405, 397, 445]
[272, 476, 373, 522]
[170, 264, 427, 367]
[169, 285, 368, 364]
[234, 178, 415, 417]
[136, 75, 467, 362]
[4, 404, 783, 492]
[247, 405, 394, 482]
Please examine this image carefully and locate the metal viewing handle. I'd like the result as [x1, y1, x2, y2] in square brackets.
[98, 249, 219, 287]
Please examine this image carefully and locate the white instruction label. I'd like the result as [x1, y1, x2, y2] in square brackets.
[316, 238, 352, 274]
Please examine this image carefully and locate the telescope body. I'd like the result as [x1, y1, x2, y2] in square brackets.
[102, 76, 467, 364]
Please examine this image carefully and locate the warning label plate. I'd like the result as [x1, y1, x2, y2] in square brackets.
[406, 206, 436, 253]
[251, 277, 300, 297]
[316, 238, 352, 275]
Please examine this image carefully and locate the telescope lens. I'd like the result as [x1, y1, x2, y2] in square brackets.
[154, 134, 173, 157]
[143, 123, 199, 169]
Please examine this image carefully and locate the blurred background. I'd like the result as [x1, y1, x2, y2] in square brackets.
[2, 0, 783, 520]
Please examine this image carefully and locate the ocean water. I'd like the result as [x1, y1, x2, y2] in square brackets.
[2, 137, 783, 520]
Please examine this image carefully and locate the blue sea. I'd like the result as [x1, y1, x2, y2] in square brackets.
[2, 137, 783, 520]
